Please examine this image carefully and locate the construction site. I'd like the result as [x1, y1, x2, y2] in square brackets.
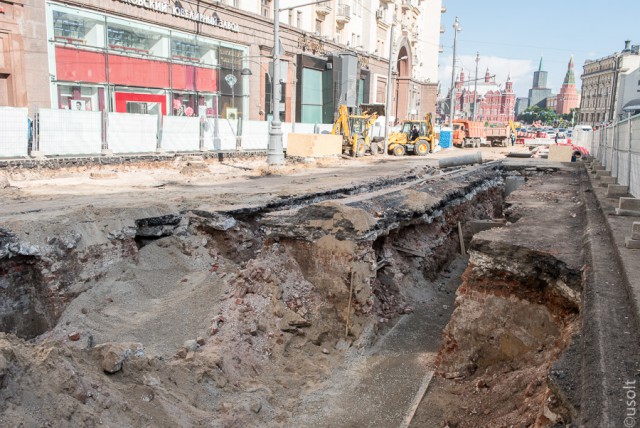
[0, 139, 638, 427]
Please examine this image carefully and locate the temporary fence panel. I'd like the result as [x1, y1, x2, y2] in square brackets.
[315, 124, 334, 134]
[38, 109, 102, 156]
[202, 117, 217, 150]
[241, 120, 269, 150]
[161, 116, 200, 152]
[630, 117, 640, 197]
[107, 113, 158, 154]
[216, 119, 237, 151]
[572, 129, 593, 155]
[0, 107, 29, 158]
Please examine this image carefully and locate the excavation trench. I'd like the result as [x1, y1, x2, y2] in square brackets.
[0, 162, 586, 426]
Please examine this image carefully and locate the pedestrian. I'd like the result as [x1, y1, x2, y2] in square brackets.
[510, 132, 516, 146]
[554, 133, 559, 144]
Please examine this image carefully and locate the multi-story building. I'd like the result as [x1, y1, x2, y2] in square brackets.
[451, 68, 516, 124]
[579, 40, 640, 126]
[556, 56, 579, 115]
[0, 0, 444, 124]
[515, 97, 529, 117]
[527, 57, 552, 109]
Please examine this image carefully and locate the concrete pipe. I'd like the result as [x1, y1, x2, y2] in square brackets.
[438, 151, 483, 169]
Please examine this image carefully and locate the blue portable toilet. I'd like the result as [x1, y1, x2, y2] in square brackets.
[439, 127, 452, 149]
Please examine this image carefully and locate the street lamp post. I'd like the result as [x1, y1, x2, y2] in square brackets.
[448, 17, 460, 128]
[472, 52, 479, 121]
[383, 20, 395, 155]
[268, 0, 331, 166]
[268, 0, 285, 165]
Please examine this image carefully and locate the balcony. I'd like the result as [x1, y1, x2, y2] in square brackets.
[379, 0, 393, 4]
[401, 0, 413, 11]
[316, 4, 331, 16]
[441, 5, 447, 13]
[336, 4, 351, 25]
[440, 25, 445, 34]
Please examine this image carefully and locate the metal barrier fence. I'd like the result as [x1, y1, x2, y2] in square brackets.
[592, 114, 640, 197]
[0, 107, 29, 158]
[0, 106, 342, 158]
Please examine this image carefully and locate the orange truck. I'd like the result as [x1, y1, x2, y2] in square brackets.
[452, 120, 485, 148]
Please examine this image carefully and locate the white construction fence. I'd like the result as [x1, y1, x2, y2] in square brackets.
[582, 114, 640, 197]
[0, 107, 354, 158]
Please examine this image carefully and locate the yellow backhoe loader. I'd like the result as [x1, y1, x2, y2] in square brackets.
[387, 113, 436, 156]
[331, 105, 381, 157]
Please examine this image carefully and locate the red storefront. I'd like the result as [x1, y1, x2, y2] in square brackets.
[47, 2, 247, 118]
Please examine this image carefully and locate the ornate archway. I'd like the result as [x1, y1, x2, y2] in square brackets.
[395, 42, 412, 120]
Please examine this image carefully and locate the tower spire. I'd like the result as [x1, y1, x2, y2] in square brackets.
[538, 56, 544, 71]
[563, 55, 575, 85]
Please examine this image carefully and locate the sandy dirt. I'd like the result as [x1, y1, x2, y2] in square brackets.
[1, 144, 551, 427]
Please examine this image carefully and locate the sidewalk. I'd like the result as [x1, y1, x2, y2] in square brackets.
[587, 167, 640, 331]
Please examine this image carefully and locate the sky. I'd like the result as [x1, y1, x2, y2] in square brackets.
[438, 0, 640, 99]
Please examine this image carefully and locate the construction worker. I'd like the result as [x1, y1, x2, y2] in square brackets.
[410, 125, 420, 142]
[510, 132, 516, 146]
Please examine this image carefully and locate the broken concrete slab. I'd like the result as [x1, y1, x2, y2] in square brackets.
[632, 222, 640, 240]
[625, 237, 640, 249]
[606, 185, 629, 198]
[595, 170, 612, 178]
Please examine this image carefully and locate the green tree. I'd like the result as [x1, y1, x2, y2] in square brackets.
[517, 106, 559, 125]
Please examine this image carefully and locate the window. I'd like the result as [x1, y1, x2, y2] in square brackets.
[107, 17, 169, 57]
[315, 19, 322, 35]
[53, 10, 105, 47]
[297, 11, 302, 28]
[57, 84, 104, 111]
[261, 0, 270, 18]
[301, 68, 323, 123]
[376, 76, 387, 103]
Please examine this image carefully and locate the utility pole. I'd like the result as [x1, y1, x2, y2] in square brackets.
[383, 21, 395, 154]
[472, 52, 479, 121]
[448, 17, 460, 128]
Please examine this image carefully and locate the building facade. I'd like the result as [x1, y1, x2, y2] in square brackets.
[579, 40, 640, 126]
[0, 0, 444, 124]
[515, 97, 529, 117]
[528, 57, 552, 108]
[451, 68, 515, 124]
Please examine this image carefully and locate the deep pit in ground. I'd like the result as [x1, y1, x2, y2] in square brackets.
[0, 163, 587, 427]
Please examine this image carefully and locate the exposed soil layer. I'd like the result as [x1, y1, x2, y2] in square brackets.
[1, 154, 626, 427]
[412, 166, 585, 427]
[0, 157, 508, 427]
